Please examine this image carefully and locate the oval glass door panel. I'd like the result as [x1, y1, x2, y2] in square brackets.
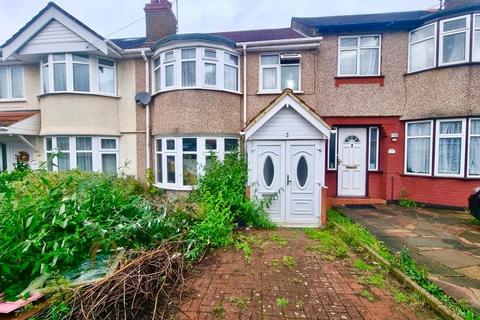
[297, 156, 308, 187]
[263, 156, 275, 187]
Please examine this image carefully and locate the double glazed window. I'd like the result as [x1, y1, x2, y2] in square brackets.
[338, 35, 381, 76]
[0, 66, 24, 100]
[153, 47, 239, 93]
[155, 136, 239, 189]
[45, 136, 118, 174]
[260, 54, 301, 92]
[408, 14, 480, 72]
[405, 118, 479, 178]
[41, 53, 116, 95]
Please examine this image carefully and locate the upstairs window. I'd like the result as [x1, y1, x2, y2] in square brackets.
[204, 49, 217, 87]
[0, 66, 24, 100]
[409, 23, 437, 72]
[260, 53, 301, 92]
[153, 57, 161, 92]
[41, 53, 116, 95]
[473, 15, 480, 61]
[440, 15, 470, 65]
[338, 35, 381, 76]
[181, 48, 196, 87]
[224, 53, 239, 91]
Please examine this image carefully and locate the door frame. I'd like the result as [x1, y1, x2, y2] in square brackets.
[336, 127, 368, 197]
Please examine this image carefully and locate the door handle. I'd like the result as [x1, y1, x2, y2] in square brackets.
[286, 174, 292, 185]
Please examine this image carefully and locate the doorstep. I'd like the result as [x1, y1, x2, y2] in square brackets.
[327, 197, 386, 209]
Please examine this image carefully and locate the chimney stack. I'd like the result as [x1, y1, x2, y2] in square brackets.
[444, 0, 480, 9]
[144, 0, 177, 43]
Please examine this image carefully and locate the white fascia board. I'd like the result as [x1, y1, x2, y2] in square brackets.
[2, 6, 108, 61]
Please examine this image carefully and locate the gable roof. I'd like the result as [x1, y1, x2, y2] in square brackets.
[1, 2, 108, 60]
[243, 89, 331, 140]
[292, 10, 431, 32]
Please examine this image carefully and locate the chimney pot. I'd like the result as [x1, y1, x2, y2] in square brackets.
[144, 0, 177, 43]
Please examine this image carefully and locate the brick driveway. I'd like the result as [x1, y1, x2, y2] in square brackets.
[176, 229, 433, 319]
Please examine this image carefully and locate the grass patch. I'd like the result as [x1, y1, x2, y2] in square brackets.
[229, 296, 248, 311]
[353, 259, 374, 272]
[282, 255, 296, 270]
[213, 300, 225, 318]
[305, 228, 349, 259]
[470, 218, 480, 226]
[361, 273, 386, 288]
[268, 234, 288, 247]
[360, 289, 375, 302]
[393, 290, 409, 304]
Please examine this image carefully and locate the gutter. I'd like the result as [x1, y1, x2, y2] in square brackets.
[236, 37, 323, 49]
[141, 49, 151, 172]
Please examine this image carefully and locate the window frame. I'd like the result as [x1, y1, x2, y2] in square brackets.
[0, 66, 25, 101]
[473, 14, 480, 62]
[439, 15, 471, 66]
[468, 117, 480, 178]
[44, 136, 119, 174]
[404, 120, 434, 176]
[337, 34, 382, 77]
[258, 53, 302, 93]
[408, 22, 438, 73]
[327, 129, 338, 171]
[154, 136, 239, 190]
[40, 53, 117, 96]
[368, 127, 380, 171]
[434, 118, 466, 178]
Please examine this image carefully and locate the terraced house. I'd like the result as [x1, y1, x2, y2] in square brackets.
[1, 0, 480, 226]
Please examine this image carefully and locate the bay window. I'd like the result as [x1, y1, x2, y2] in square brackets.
[45, 136, 118, 174]
[0, 66, 24, 100]
[440, 15, 470, 65]
[409, 23, 436, 72]
[154, 47, 239, 92]
[469, 119, 480, 177]
[41, 53, 116, 95]
[369, 127, 379, 171]
[473, 15, 480, 61]
[155, 136, 239, 190]
[435, 119, 466, 177]
[405, 121, 433, 175]
[338, 35, 381, 76]
[260, 54, 301, 92]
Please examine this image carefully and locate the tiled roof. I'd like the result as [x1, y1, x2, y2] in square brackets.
[1, 2, 105, 48]
[152, 33, 236, 50]
[111, 37, 148, 50]
[292, 10, 431, 32]
[212, 27, 305, 42]
[0, 111, 39, 127]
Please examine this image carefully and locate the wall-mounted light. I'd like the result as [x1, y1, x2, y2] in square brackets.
[391, 132, 399, 142]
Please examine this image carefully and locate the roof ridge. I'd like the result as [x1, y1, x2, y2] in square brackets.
[212, 26, 298, 34]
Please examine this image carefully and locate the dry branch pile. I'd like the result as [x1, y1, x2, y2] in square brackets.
[65, 241, 185, 320]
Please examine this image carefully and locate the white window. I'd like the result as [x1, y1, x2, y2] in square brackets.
[338, 35, 381, 76]
[41, 53, 116, 95]
[45, 136, 119, 174]
[154, 47, 239, 93]
[224, 53, 239, 91]
[0, 66, 24, 100]
[327, 129, 337, 170]
[155, 136, 239, 190]
[468, 118, 480, 177]
[409, 23, 437, 72]
[405, 121, 433, 175]
[369, 127, 379, 171]
[440, 15, 471, 66]
[435, 119, 466, 177]
[473, 15, 480, 61]
[260, 53, 301, 92]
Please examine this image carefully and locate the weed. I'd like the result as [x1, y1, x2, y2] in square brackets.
[361, 273, 386, 288]
[230, 296, 248, 310]
[282, 255, 296, 270]
[213, 300, 225, 318]
[393, 290, 409, 303]
[399, 199, 418, 208]
[234, 234, 257, 263]
[276, 297, 288, 310]
[353, 259, 374, 272]
[269, 234, 287, 247]
[291, 277, 302, 284]
[305, 228, 349, 259]
[360, 290, 375, 302]
[270, 259, 281, 271]
[470, 219, 480, 226]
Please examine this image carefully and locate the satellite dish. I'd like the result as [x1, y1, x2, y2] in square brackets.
[135, 92, 151, 107]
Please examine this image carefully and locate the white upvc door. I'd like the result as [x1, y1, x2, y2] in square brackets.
[285, 141, 322, 225]
[252, 141, 286, 223]
[249, 140, 322, 226]
[338, 128, 367, 197]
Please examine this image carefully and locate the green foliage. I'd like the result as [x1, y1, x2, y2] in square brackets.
[234, 234, 256, 263]
[353, 259, 374, 272]
[393, 290, 409, 303]
[282, 255, 296, 270]
[361, 273, 386, 288]
[360, 289, 375, 302]
[275, 297, 288, 310]
[268, 234, 287, 247]
[399, 199, 418, 208]
[304, 228, 349, 259]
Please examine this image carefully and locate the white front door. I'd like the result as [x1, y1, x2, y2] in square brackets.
[250, 140, 323, 226]
[338, 128, 367, 197]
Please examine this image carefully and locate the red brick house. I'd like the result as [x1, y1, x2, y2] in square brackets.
[1, 0, 479, 226]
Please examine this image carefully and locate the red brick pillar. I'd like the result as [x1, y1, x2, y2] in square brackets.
[321, 187, 328, 226]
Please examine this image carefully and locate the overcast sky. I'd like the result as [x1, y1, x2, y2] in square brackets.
[0, 0, 439, 42]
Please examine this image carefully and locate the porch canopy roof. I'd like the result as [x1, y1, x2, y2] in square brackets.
[242, 89, 331, 140]
[0, 111, 40, 136]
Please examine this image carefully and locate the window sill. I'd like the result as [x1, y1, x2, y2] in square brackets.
[154, 183, 193, 191]
[405, 61, 480, 76]
[152, 87, 242, 97]
[335, 76, 385, 87]
[257, 90, 303, 95]
[0, 98, 27, 103]
[401, 173, 480, 181]
[38, 92, 121, 99]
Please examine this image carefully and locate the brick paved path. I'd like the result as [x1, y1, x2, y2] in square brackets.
[176, 229, 433, 319]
